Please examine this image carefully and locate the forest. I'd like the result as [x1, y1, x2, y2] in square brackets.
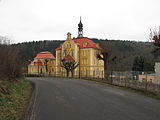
[12, 38, 155, 72]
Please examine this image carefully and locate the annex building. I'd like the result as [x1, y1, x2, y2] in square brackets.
[28, 19, 104, 78]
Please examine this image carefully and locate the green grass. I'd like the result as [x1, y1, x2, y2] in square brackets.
[0, 78, 32, 120]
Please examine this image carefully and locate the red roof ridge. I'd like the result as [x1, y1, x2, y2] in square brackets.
[35, 51, 55, 59]
[56, 47, 61, 50]
[72, 37, 98, 49]
[55, 37, 99, 50]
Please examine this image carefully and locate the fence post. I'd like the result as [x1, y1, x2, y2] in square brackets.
[145, 73, 148, 91]
[111, 70, 113, 84]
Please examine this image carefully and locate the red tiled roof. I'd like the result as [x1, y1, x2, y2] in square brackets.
[35, 51, 55, 59]
[33, 59, 43, 66]
[55, 47, 61, 50]
[73, 37, 97, 48]
[29, 59, 43, 66]
[63, 55, 74, 61]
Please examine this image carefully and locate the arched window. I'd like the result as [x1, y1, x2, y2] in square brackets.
[71, 50, 74, 56]
[67, 44, 71, 48]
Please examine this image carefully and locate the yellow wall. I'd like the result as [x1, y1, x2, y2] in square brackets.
[55, 33, 104, 78]
[28, 33, 104, 78]
[28, 59, 56, 75]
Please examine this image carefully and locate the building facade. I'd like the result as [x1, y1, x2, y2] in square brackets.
[28, 19, 104, 78]
[28, 51, 56, 75]
[138, 72, 155, 83]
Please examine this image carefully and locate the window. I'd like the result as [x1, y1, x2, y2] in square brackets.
[63, 50, 66, 56]
[83, 42, 88, 47]
[71, 50, 74, 57]
[83, 58, 87, 65]
[84, 51, 86, 56]
[95, 50, 98, 57]
[67, 44, 71, 48]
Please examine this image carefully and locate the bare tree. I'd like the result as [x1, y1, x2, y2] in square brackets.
[44, 59, 49, 73]
[150, 27, 160, 56]
[0, 39, 21, 82]
[61, 55, 79, 77]
[97, 41, 117, 83]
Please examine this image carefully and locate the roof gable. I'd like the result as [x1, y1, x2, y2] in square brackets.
[63, 55, 74, 61]
[72, 37, 98, 49]
[56, 37, 99, 50]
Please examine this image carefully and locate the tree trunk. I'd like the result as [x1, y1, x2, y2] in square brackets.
[0, 84, 8, 94]
[71, 70, 74, 78]
[104, 61, 111, 83]
[66, 70, 69, 77]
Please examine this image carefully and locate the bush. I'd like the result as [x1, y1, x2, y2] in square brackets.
[0, 44, 21, 82]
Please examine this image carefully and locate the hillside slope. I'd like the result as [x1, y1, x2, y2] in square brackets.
[13, 39, 154, 71]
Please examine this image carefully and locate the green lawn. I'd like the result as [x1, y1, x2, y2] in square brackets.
[0, 78, 32, 120]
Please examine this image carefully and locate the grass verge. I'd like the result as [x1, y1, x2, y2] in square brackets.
[0, 78, 32, 120]
[81, 78, 160, 100]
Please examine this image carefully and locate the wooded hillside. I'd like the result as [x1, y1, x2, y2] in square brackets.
[13, 39, 155, 72]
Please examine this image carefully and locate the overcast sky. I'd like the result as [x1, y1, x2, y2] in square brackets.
[0, 0, 160, 43]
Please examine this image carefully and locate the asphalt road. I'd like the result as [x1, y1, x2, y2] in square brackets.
[26, 77, 160, 120]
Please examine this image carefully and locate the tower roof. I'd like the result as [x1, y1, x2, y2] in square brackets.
[78, 16, 83, 28]
[78, 16, 83, 38]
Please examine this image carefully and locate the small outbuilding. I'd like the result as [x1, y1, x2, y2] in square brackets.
[28, 51, 56, 75]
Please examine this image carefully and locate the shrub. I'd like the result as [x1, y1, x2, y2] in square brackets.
[0, 44, 21, 82]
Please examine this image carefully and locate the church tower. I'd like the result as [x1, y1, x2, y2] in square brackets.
[77, 16, 83, 38]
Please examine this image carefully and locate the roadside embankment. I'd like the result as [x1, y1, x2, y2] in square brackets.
[0, 78, 32, 120]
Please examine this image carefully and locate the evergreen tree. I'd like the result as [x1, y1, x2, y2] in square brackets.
[132, 56, 154, 71]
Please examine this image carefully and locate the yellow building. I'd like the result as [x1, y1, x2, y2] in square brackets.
[28, 51, 56, 75]
[28, 18, 104, 78]
[55, 19, 104, 78]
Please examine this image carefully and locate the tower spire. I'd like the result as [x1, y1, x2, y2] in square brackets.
[78, 16, 83, 38]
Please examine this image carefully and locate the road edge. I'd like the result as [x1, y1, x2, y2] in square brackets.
[23, 80, 36, 120]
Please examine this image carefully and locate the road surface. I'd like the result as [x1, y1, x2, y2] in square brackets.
[26, 77, 160, 120]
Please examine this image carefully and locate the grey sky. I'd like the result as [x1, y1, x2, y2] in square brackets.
[0, 0, 160, 43]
